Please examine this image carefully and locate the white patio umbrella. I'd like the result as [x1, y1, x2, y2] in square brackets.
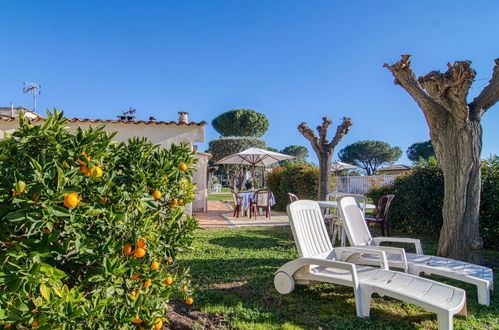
[331, 161, 358, 172]
[214, 147, 295, 188]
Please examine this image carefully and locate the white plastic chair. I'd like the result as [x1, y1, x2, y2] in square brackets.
[275, 200, 467, 330]
[324, 192, 367, 246]
[338, 196, 494, 306]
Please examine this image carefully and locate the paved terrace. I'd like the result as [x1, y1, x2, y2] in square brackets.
[193, 201, 289, 228]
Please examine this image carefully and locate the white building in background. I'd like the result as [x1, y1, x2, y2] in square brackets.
[0, 107, 210, 213]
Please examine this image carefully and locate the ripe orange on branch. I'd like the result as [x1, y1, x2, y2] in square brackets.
[123, 243, 133, 255]
[179, 163, 188, 171]
[153, 318, 163, 330]
[163, 276, 173, 285]
[134, 247, 146, 258]
[88, 166, 103, 178]
[137, 238, 147, 248]
[132, 317, 142, 324]
[152, 190, 162, 200]
[64, 193, 80, 208]
[185, 297, 194, 305]
[150, 261, 160, 270]
[77, 152, 90, 165]
[143, 279, 152, 288]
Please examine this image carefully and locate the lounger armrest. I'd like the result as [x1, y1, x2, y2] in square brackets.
[334, 247, 389, 270]
[372, 237, 423, 255]
[350, 246, 409, 272]
[276, 257, 360, 288]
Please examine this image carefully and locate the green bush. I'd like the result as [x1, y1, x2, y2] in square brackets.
[0, 111, 198, 328]
[367, 156, 499, 249]
[480, 155, 499, 248]
[208, 137, 266, 163]
[267, 161, 319, 211]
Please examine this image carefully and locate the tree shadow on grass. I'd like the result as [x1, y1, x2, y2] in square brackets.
[208, 235, 288, 250]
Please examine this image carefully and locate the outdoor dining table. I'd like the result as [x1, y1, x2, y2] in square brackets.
[238, 191, 276, 215]
[318, 200, 376, 246]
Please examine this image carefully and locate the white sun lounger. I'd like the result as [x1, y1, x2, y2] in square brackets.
[274, 200, 467, 330]
[337, 196, 494, 306]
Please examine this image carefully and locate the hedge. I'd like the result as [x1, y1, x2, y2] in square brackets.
[267, 161, 319, 211]
[367, 156, 499, 249]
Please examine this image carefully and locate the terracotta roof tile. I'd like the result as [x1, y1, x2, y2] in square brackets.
[0, 116, 207, 127]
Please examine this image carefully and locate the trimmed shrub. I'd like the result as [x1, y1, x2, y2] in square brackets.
[267, 161, 319, 211]
[208, 137, 266, 162]
[0, 111, 198, 328]
[211, 109, 269, 138]
[367, 156, 499, 249]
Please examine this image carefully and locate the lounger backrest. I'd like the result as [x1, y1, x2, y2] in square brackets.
[287, 200, 332, 257]
[338, 196, 373, 246]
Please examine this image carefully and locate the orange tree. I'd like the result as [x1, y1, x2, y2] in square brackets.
[0, 111, 198, 328]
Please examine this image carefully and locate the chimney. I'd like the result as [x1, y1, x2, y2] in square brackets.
[178, 111, 189, 124]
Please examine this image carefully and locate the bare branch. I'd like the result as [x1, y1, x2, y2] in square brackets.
[298, 122, 321, 155]
[384, 55, 448, 119]
[317, 117, 332, 146]
[418, 61, 475, 122]
[469, 58, 499, 118]
[327, 117, 353, 149]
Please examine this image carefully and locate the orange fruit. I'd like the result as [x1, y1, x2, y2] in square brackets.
[89, 166, 103, 178]
[77, 152, 90, 165]
[178, 199, 183, 205]
[163, 276, 173, 285]
[123, 243, 133, 255]
[137, 238, 147, 249]
[185, 297, 194, 305]
[80, 165, 89, 175]
[129, 290, 137, 300]
[153, 318, 163, 330]
[12, 191, 19, 197]
[31, 308, 38, 313]
[172, 198, 178, 205]
[31, 319, 38, 328]
[152, 190, 162, 200]
[143, 279, 152, 288]
[179, 163, 188, 171]
[150, 261, 160, 270]
[32, 192, 39, 201]
[134, 247, 146, 258]
[132, 317, 142, 324]
[42, 229, 51, 235]
[167, 257, 173, 264]
[64, 193, 80, 208]
[131, 273, 139, 281]
[4, 323, 11, 328]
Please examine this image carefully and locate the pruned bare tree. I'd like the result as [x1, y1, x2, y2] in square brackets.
[298, 117, 352, 200]
[385, 55, 499, 264]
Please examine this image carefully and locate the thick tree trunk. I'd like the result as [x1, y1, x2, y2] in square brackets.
[318, 151, 332, 200]
[385, 55, 499, 264]
[433, 121, 483, 263]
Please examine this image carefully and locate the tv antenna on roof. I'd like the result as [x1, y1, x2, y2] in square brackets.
[122, 107, 136, 115]
[23, 81, 41, 111]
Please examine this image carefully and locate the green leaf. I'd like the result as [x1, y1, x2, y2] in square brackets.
[50, 206, 71, 217]
[40, 283, 51, 301]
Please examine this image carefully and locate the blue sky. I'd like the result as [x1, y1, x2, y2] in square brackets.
[1, 0, 498, 164]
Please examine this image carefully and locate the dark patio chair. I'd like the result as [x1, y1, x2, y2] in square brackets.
[365, 194, 395, 236]
[231, 190, 244, 218]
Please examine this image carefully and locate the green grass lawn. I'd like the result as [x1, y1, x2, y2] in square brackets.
[208, 193, 232, 201]
[178, 227, 498, 329]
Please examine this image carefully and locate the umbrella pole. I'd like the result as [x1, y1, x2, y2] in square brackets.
[252, 166, 256, 189]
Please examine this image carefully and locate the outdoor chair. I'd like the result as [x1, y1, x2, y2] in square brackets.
[324, 192, 367, 246]
[231, 190, 244, 218]
[287, 192, 299, 203]
[338, 196, 494, 306]
[275, 200, 467, 330]
[250, 188, 272, 219]
[365, 194, 394, 236]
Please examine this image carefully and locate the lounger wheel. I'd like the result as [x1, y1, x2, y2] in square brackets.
[274, 271, 295, 294]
